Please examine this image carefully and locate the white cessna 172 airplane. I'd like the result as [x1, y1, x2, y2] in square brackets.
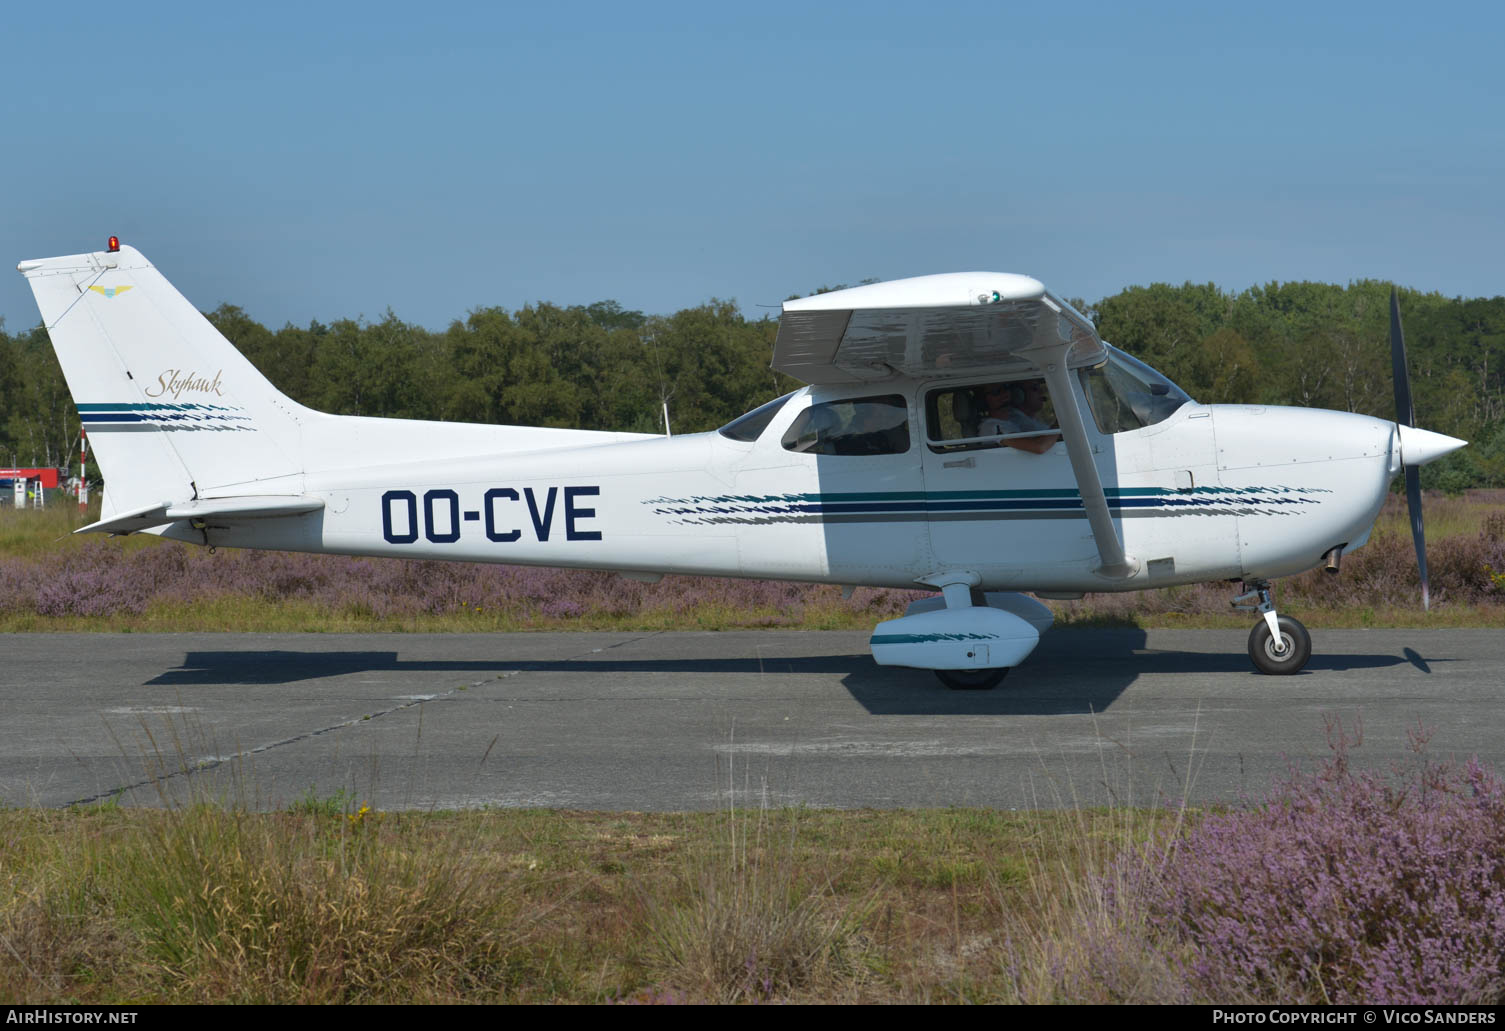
[19, 240, 1466, 688]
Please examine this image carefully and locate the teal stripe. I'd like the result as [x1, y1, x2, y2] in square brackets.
[870, 632, 999, 645]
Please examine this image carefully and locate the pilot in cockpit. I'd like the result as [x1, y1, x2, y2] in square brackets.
[979, 379, 1060, 454]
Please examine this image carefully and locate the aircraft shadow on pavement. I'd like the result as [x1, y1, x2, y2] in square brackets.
[146, 631, 1430, 717]
[847, 640, 1423, 716]
[144, 650, 867, 686]
[1038, 630, 1423, 714]
[148, 651, 511, 685]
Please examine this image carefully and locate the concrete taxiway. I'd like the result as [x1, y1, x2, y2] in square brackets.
[2, 629, 1500, 810]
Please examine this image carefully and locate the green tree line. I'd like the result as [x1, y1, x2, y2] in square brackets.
[2, 280, 1502, 489]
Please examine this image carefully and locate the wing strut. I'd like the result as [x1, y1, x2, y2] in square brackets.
[1039, 350, 1138, 579]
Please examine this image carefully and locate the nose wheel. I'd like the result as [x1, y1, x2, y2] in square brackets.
[1234, 579, 1311, 675]
[1247, 615, 1311, 675]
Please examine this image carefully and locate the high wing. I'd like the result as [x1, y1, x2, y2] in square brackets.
[773, 272, 1105, 385]
[775, 272, 1134, 578]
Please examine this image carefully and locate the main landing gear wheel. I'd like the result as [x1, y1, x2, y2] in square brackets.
[1247, 616, 1311, 675]
[935, 668, 1010, 690]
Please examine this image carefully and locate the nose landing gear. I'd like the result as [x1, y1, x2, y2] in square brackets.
[1233, 579, 1311, 675]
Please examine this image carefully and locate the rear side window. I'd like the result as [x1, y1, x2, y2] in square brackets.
[781, 395, 910, 456]
[718, 392, 795, 442]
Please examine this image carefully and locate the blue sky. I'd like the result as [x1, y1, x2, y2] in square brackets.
[3, 1, 1501, 332]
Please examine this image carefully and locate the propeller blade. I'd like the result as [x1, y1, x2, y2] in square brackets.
[1391, 288, 1429, 610]
[1406, 465, 1429, 611]
[1391, 287, 1414, 429]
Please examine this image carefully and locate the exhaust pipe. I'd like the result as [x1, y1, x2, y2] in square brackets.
[1323, 545, 1344, 575]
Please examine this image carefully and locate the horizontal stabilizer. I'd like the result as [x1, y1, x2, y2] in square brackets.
[77, 496, 325, 535]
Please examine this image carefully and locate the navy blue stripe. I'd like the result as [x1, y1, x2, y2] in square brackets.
[655, 494, 1310, 517]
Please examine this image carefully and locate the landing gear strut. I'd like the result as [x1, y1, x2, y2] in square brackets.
[1233, 579, 1311, 675]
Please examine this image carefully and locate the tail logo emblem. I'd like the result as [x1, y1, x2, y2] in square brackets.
[89, 285, 133, 299]
[145, 369, 225, 399]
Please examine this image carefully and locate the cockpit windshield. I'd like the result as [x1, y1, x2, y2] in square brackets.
[1078, 346, 1193, 434]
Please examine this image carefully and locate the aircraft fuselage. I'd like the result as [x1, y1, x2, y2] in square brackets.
[168, 382, 1399, 596]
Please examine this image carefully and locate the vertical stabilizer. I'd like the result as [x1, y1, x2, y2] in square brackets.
[18, 244, 305, 517]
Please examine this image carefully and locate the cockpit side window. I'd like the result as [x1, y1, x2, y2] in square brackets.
[718, 391, 796, 442]
[925, 379, 1060, 453]
[780, 395, 910, 456]
[1079, 346, 1193, 435]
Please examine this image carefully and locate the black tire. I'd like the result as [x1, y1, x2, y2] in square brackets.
[935, 668, 1010, 690]
[1248, 616, 1312, 675]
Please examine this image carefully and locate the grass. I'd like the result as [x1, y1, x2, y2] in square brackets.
[0, 802, 1084, 1003]
[19, 784, 1488, 1004]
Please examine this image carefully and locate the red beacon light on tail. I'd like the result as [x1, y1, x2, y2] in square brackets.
[107, 236, 120, 253]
